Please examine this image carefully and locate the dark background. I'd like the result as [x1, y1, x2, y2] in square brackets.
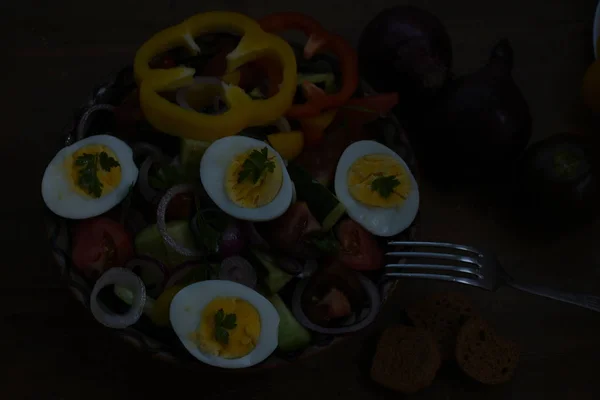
[4, 0, 600, 398]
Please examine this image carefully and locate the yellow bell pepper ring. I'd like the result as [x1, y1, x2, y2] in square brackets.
[134, 12, 297, 142]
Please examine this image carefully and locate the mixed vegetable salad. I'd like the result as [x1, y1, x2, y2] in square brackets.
[42, 11, 420, 368]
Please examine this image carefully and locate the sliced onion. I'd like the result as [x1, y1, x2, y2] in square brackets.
[76, 104, 115, 140]
[219, 219, 246, 258]
[138, 156, 161, 203]
[114, 285, 155, 316]
[165, 260, 210, 289]
[218, 256, 257, 289]
[176, 77, 223, 111]
[291, 275, 381, 335]
[241, 221, 270, 249]
[132, 142, 167, 165]
[277, 256, 304, 276]
[299, 259, 319, 278]
[125, 256, 168, 298]
[90, 268, 146, 329]
[156, 184, 204, 257]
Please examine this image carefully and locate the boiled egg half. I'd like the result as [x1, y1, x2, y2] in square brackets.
[200, 136, 293, 221]
[334, 140, 419, 237]
[41, 135, 138, 219]
[169, 280, 280, 368]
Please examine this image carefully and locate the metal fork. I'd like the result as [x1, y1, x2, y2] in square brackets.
[385, 241, 600, 313]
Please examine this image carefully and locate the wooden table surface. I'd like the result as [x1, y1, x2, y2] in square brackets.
[5, 0, 600, 398]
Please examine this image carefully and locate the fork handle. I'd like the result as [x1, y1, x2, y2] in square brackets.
[506, 281, 600, 313]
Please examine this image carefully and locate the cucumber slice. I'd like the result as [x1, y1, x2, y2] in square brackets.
[135, 220, 199, 268]
[269, 294, 311, 352]
[251, 249, 293, 294]
[180, 138, 211, 179]
[287, 163, 346, 231]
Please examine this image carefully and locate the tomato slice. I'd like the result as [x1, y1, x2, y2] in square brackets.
[266, 201, 321, 252]
[71, 217, 134, 280]
[337, 219, 383, 271]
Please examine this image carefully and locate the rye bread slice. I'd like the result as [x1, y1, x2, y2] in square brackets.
[456, 317, 519, 385]
[370, 325, 441, 394]
[406, 292, 475, 360]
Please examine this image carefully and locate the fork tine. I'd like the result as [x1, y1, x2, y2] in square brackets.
[382, 272, 485, 289]
[385, 263, 483, 278]
[387, 241, 482, 255]
[385, 251, 483, 268]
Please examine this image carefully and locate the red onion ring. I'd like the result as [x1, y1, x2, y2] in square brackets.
[90, 268, 146, 329]
[241, 221, 270, 249]
[218, 256, 257, 289]
[156, 184, 204, 257]
[125, 256, 168, 298]
[277, 256, 304, 276]
[165, 260, 210, 289]
[132, 142, 167, 164]
[291, 275, 381, 335]
[76, 104, 115, 140]
[138, 156, 161, 203]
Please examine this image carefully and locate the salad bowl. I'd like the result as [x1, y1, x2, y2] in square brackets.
[43, 16, 420, 369]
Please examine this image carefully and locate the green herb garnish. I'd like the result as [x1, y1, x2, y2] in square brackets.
[74, 152, 120, 198]
[371, 175, 400, 198]
[307, 232, 339, 254]
[237, 147, 275, 184]
[214, 308, 237, 345]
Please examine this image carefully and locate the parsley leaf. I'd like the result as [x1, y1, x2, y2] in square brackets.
[214, 308, 225, 326]
[237, 147, 276, 184]
[214, 308, 237, 345]
[75, 153, 102, 198]
[371, 175, 400, 198]
[215, 327, 230, 345]
[74, 152, 120, 198]
[221, 313, 237, 330]
[99, 151, 120, 171]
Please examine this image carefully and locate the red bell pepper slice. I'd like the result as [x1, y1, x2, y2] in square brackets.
[259, 12, 359, 118]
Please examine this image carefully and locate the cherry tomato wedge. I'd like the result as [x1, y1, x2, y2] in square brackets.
[72, 217, 134, 280]
[337, 219, 383, 271]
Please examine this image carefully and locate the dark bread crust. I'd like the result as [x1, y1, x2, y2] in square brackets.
[406, 292, 475, 360]
[370, 325, 441, 394]
[456, 317, 520, 385]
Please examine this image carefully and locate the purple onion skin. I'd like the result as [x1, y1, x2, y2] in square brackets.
[218, 220, 246, 258]
[358, 6, 453, 113]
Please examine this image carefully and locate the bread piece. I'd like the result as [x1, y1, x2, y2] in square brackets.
[406, 292, 475, 359]
[456, 317, 519, 385]
[371, 325, 441, 394]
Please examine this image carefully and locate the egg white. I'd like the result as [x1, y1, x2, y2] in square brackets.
[41, 135, 138, 219]
[200, 136, 293, 221]
[169, 280, 280, 369]
[334, 140, 419, 237]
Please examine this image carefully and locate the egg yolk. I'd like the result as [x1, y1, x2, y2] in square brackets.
[66, 144, 122, 198]
[347, 154, 411, 208]
[225, 148, 283, 208]
[191, 297, 261, 359]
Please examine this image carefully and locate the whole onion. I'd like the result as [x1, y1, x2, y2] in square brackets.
[358, 6, 452, 116]
[423, 39, 532, 181]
